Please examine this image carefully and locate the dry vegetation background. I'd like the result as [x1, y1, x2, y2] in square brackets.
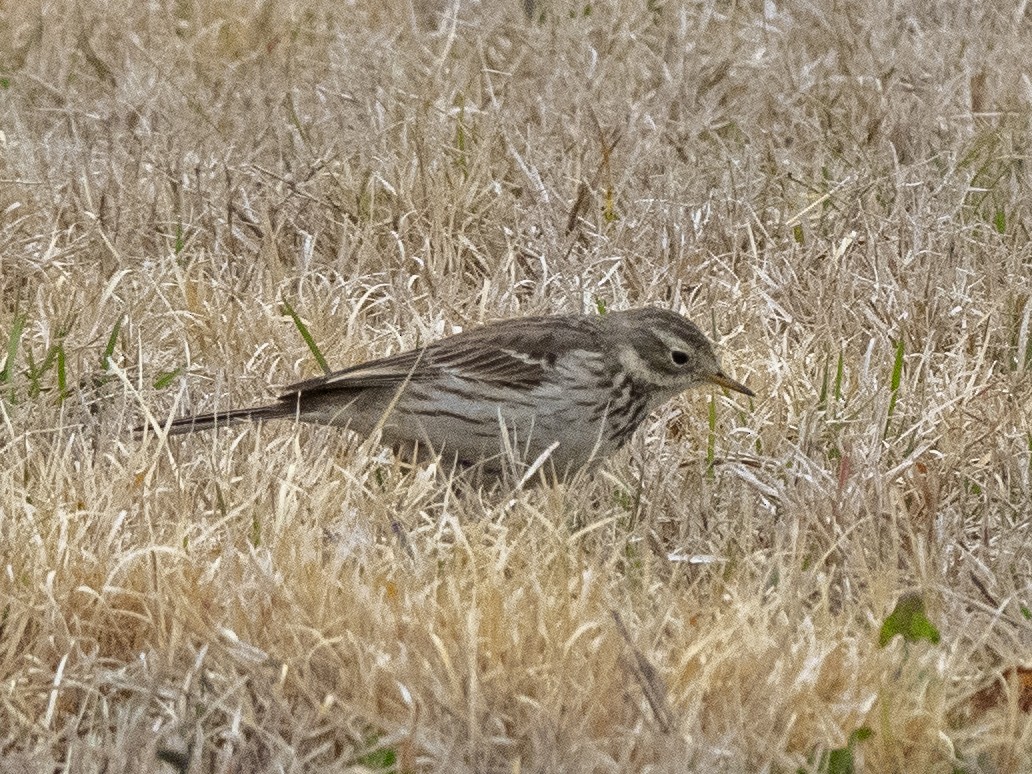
[2, 0, 1032, 771]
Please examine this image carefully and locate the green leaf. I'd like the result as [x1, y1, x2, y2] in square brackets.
[602, 190, 619, 223]
[355, 733, 398, 771]
[825, 745, 854, 774]
[833, 349, 844, 401]
[356, 745, 397, 770]
[101, 316, 124, 370]
[153, 367, 184, 390]
[55, 342, 68, 401]
[611, 487, 633, 510]
[281, 299, 330, 375]
[884, 338, 904, 435]
[24, 347, 41, 396]
[250, 513, 261, 547]
[879, 592, 940, 647]
[994, 208, 1006, 234]
[174, 222, 186, 255]
[793, 224, 805, 244]
[807, 727, 873, 774]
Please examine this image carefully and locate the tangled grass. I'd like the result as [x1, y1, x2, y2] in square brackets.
[2, 0, 1031, 770]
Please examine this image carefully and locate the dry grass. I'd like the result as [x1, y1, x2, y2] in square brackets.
[2, 0, 1032, 771]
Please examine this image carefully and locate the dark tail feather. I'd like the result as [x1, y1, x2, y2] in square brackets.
[137, 402, 296, 436]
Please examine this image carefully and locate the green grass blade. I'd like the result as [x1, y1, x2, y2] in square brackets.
[994, 208, 1006, 234]
[26, 343, 62, 399]
[101, 316, 124, 370]
[153, 367, 184, 390]
[885, 338, 904, 435]
[833, 349, 844, 401]
[37, 344, 59, 379]
[282, 299, 330, 375]
[878, 592, 940, 647]
[56, 343, 68, 402]
[174, 221, 186, 255]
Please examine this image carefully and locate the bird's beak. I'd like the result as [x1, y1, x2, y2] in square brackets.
[707, 371, 755, 397]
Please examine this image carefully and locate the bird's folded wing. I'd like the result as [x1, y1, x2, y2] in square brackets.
[278, 342, 549, 399]
[429, 347, 548, 387]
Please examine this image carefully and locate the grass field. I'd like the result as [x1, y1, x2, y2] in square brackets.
[2, 0, 1032, 771]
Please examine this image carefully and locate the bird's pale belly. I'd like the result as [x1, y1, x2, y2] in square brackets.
[383, 387, 646, 475]
[380, 402, 623, 474]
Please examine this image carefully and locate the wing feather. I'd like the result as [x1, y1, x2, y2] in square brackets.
[278, 349, 429, 397]
[277, 314, 602, 400]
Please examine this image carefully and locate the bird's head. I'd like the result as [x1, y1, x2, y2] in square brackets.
[606, 308, 754, 398]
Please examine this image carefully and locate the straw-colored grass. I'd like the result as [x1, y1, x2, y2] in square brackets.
[2, 0, 1031, 770]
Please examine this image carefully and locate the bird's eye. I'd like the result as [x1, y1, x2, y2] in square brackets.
[670, 350, 689, 366]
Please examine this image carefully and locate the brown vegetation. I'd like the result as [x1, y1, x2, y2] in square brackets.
[2, 0, 1031, 770]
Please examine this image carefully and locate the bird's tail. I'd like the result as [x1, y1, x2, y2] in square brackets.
[138, 402, 296, 436]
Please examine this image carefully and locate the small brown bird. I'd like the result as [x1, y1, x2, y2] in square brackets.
[147, 307, 753, 477]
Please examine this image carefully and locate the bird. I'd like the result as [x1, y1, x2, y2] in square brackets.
[145, 307, 754, 479]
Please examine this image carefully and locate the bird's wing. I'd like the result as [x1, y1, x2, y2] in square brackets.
[280, 348, 435, 397]
[278, 316, 600, 399]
